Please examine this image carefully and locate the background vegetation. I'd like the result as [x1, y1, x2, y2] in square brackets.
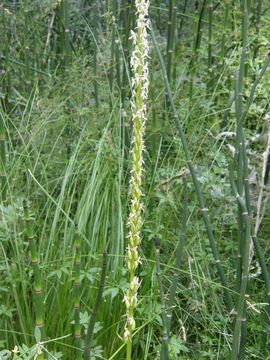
[0, 0, 270, 359]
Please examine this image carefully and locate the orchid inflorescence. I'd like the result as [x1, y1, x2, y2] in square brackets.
[124, 0, 150, 350]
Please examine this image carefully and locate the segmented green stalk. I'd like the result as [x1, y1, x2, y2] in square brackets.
[93, 0, 99, 106]
[23, 200, 44, 360]
[220, 1, 229, 64]
[189, 0, 207, 102]
[0, 112, 6, 202]
[121, 0, 135, 101]
[166, 176, 188, 337]
[154, 238, 170, 360]
[109, 0, 117, 107]
[123, 1, 150, 358]
[57, 0, 71, 72]
[1, 7, 12, 114]
[73, 224, 81, 357]
[207, 1, 213, 91]
[84, 250, 107, 360]
[166, 0, 176, 85]
[255, 0, 263, 33]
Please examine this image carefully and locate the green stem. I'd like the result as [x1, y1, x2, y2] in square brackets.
[154, 238, 170, 360]
[84, 250, 107, 360]
[166, 177, 188, 336]
[23, 200, 45, 358]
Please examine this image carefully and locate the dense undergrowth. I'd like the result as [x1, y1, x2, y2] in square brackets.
[0, 1, 270, 359]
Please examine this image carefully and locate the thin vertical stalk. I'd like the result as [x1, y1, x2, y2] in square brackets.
[166, 0, 177, 85]
[74, 224, 81, 358]
[207, 0, 213, 91]
[151, 25, 234, 312]
[255, 0, 263, 33]
[229, 175, 250, 360]
[93, 0, 99, 106]
[1, 8, 12, 114]
[0, 112, 7, 202]
[189, 0, 207, 103]
[154, 238, 170, 360]
[57, 0, 71, 72]
[83, 250, 107, 360]
[62, 0, 71, 71]
[220, 1, 229, 64]
[109, 0, 118, 107]
[23, 200, 44, 360]
[166, 176, 188, 336]
[121, 0, 135, 101]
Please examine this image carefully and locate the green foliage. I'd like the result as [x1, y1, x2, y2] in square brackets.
[0, 0, 270, 359]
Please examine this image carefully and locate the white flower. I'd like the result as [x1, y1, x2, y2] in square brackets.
[124, 0, 150, 346]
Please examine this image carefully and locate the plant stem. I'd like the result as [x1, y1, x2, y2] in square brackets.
[84, 250, 107, 360]
[23, 200, 44, 359]
[154, 238, 170, 360]
[166, 177, 188, 336]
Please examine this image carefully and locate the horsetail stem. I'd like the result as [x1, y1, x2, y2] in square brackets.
[0, 112, 6, 202]
[189, 0, 207, 103]
[166, 176, 188, 336]
[121, 0, 135, 101]
[207, 0, 213, 91]
[93, 0, 99, 107]
[61, 0, 71, 72]
[74, 224, 82, 357]
[166, 0, 177, 85]
[123, 1, 150, 358]
[84, 250, 107, 360]
[109, 0, 117, 107]
[23, 200, 44, 359]
[154, 238, 170, 360]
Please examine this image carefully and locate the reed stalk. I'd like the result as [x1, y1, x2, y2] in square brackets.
[151, 24, 234, 312]
[23, 200, 44, 360]
[84, 250, 107, 360]
[123, 1, 150, 359]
